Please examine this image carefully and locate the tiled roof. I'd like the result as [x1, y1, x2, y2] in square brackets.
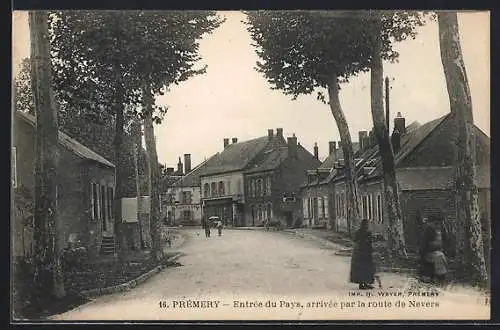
[319, 142, 360, 169]
[245, 146, 288, 173]
[394, 115, 448, 165]
[397, 166, 490, 190]
[16, 111, 115, 168]
[172, 155, 219, 187]
[199, 136, 271, 176]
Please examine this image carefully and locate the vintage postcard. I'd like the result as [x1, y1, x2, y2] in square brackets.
[11, 10, 490, 322]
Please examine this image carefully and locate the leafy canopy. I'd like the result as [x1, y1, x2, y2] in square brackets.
[245, 10, 427, 100]
[49, 10, 224, 122]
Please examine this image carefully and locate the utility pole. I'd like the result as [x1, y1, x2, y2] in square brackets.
[385, 76, 390, 135]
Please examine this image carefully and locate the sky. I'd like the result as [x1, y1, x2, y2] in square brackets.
[12, 11, 490, 167]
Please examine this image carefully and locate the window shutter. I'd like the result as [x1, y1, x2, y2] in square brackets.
[91, 183, 95, 220]
[324, 197, 329, 218]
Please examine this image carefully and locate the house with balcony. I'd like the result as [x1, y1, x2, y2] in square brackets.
[244, 132, 321, 227]
[198, 134, 276, 227]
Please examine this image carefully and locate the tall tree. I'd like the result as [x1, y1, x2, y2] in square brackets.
[14, 58, 35, 114]
[437, 11, 488, 286]
[50, 10, 224, 259]
[29, 10, 65, 299]
[246, 11, 424, 246]
[366, 11, 426, 258]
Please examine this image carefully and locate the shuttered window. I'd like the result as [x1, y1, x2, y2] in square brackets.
[91, 183, 99, 220]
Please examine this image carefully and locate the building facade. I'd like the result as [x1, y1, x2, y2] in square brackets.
[12, 111, 117, 259]
[301, 141, 360, 229]
[245, 132, 321, 227]
[326, 112, 491, 258]
[162, 154, 218, 226]
[199, 135, 271, 227]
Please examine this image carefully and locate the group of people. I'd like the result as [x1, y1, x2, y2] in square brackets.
[349, 217, 449, 290]
[201, 217, 224, 238]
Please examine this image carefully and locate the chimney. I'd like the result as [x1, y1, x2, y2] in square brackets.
[184, 154, 191, 174]
[368, 130, 375, 147]
[224, 138, 230, 148]
[276, 128, 284, 139]
[268, 129, 274, 141]
[358, 131, 368, 150]
[329, 141, 336, 155]
[166, 167, 174, 175]
[177, 157, 183, 175]
[287, 134, 298, 159]
[394, 112, 406, 135]
[391, 130, 401, 154]
[313, 142, 319, 160]
[232, 137, 238, 144]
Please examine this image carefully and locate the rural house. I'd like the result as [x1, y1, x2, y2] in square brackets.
[325, 112, 490, 258]
[12, 110, 117, 260]
[301, 140, 360, 229]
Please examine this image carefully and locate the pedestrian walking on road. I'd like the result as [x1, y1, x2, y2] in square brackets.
[216, 219, 223, 236]
[350, 219, 376, 290]
[202, 217, 211, 238]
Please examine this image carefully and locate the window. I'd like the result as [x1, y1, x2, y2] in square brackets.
[259, 179, 264, 197]
[368, 194, 373, 221]
[342, 193, 346, 218]
[227, 181, 231, 195]
[251, 180, 255, 198]
[362, 195, 368, 219]
[324, 197, 329, 218]
[267, 203, 272, 220]
[11, 147, 17, 188]
[91, 183, 99, 220]
[100, 185, 107, 229]
[320, 197, 326, 218]
[303, 198, 308, 218]
[218, 181, 225, 196]
[266, 177, 271, 196]
[211, 182, 216, 197]
[377, 194, 383, 223]
[181, 191, 192, 205]
[203, 183, 209, 198]
[182, 210, 192, 221]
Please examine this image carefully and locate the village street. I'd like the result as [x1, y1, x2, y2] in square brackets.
[50, 229, 489, 321]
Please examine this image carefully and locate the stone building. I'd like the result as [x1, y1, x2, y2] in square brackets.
[244, 129, 321, 227]
[301, 141, 360, 229]
[12, 111, 117, 259]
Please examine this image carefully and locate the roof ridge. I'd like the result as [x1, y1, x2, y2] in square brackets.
[15, 110, 115, 168]
[395, 113, 450, 165]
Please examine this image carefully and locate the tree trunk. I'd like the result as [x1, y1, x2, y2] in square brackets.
[131, 121, 144, 248]
[438, 12, 488, 286]
[29, 11, 66, 299]
[133, 120, 152, 249]
[327, 74, 361, 237]
[142, 82, 163, 261]
[114, 100, 128, 260]
[370, 30, 407, 259]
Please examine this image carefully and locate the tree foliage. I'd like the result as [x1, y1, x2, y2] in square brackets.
[245, 10, 426, 99]
[49, 10, 224, 122]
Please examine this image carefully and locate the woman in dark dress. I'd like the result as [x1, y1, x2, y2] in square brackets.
[350, 219, 376, 290]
